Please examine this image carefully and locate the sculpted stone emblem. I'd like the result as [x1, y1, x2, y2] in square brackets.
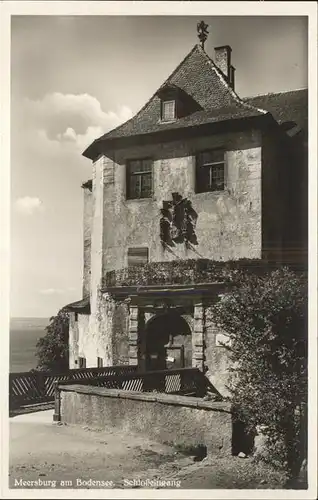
[197, 20, 209, 50]
[160, 192, 198, 248]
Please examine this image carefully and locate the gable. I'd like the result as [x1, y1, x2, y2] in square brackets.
[165, 44, 237, 110]
[108, 43, 242, 137]
[83, 44, 266, 159]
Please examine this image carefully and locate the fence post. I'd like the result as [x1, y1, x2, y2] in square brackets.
[37, 371, 46, 401]
[53, 382, 61, 422]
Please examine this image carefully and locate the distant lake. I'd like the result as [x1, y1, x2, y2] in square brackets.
[10, 318, 49, 373]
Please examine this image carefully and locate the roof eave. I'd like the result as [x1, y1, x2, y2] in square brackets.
[82, 113, 273, 160]
[64, 297, 91, 314]
[83, 140, 99, 160]
[81, 179, 93, 190]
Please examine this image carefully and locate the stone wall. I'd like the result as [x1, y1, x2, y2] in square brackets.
[112, 301, 130, 365]
[68, 313, 90, 368]
[87, 158, 113, 368]
[83, 129, 262, 370]
[261, 129, 306, 265]
[58, 385, 233, 456]
[99, 129, 262, 277]
[70, 293, 128, 369]
[68, 312, 78, 369]
[82, 186, 93, 297]
[261, 131, 284, 263]
[94, 292, 114, 366]
[205, 305, 231, 397]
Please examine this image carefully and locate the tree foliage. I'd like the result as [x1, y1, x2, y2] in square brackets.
[36, 308, 69, 372]
[210, 267, 307, 478]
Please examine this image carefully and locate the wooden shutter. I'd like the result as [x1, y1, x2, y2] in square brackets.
[128, 247, 149, 267]
[78, 357, 86, 369]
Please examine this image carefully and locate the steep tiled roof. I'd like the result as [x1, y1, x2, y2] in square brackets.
[100, 106, 263, 137]
[64, 297, 90, 314]
[83, 45, 308, 160]
[243, 88, 308, 132]
[83, 44, 267, 159]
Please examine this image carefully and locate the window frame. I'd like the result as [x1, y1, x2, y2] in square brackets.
[126, 158, 153, 200]
[161, 99, 176, 122]
[78, 357, 86, 369]
[127, 247, 149, 267]
[195, 149, 226, 194]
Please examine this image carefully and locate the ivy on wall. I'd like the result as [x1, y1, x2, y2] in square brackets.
[104, 258, 286, 288]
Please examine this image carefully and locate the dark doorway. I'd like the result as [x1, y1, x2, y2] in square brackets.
[144, 312, 192, 371]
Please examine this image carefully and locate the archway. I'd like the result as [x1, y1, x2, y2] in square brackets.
[144, 312, 192, 371]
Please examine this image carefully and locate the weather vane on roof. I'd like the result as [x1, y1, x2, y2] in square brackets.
[197, 20, 209, 50]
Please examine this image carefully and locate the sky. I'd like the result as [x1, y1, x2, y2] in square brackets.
[10, 15, 308, 318]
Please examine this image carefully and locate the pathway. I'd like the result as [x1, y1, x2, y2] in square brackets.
[8, 409, 287, 490]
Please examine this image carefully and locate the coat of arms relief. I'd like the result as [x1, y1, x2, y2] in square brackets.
[160, 192, 198, 248]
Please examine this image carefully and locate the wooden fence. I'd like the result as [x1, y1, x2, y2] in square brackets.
[9, 366, 138, 410]
[57, 367, 222, 399]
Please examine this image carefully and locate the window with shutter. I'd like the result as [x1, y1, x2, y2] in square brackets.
[196, 149, 225, 193]
[126, 158, 153, 199]
[78, 357, 86, 368]
[128, 247, 149, 267]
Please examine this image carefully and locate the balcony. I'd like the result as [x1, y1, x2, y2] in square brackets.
[102, 258, 266, 290]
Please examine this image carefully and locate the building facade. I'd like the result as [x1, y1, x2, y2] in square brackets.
[66, 36, 307, 396]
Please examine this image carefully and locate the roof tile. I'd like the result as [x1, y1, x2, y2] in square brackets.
[64, 297, 90, 314]
[243, 89, 308, 131]
[83, 45, 265, 158]
[83, 46, 308, 159]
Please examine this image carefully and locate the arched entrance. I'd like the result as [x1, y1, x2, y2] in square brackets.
[144, 312, 192, 371]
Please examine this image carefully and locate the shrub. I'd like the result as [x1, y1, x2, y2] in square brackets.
[210, 267, 307, 479]
[35, 308, 69, 372]
[104, 258, 279, 288]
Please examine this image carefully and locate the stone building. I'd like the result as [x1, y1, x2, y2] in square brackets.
[65, 30, 307, 395]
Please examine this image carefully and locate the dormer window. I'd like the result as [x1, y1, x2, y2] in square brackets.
[161, 100, 176, 122]
[157, 84, 202, 123]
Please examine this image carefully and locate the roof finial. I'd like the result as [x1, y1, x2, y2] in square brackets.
[197, 20, 209, 50]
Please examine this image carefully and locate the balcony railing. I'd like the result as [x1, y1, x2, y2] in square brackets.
[103, 258, 267, 289]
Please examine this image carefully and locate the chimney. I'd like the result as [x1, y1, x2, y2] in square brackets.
[229, 65, 235, 90]
[214, 45, 234, 87]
